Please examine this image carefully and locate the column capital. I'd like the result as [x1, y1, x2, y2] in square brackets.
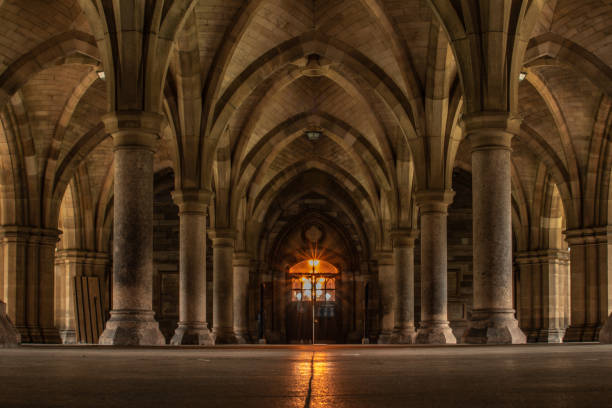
[172, 189, 213, 214]
[390, 228, 418, 248]
[514, 249, 570, 265]
[209, 229, 236, 247]
[54, 249, 110, 265]
[102, 110, 165, 150]
[461, 112, 521, 151]
[564, 226, 610, 245]
[0, 226, 61, 245]
[415, 190, 454, 214]
[376, 251, 394, 266]
[233, 252, 252, 267]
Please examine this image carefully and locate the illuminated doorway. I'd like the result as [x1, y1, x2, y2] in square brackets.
[287, 259, 340, 343]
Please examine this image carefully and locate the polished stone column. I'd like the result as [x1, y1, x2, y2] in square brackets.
[463, 115, 525, 344]
[515, 250, 570, 343]
[170, 190, 214, 345]
[0, 226, 61, 344]
[564, 227, 611, 342]
[209, 229, 238, 344]
[233, 252, 251, 344]
[54, 249, 109, 344]
[415, 191, 456, 344]
[377, 252, 395, 344]
[98, 112, 165, 346]
[390, 229, 417, 344]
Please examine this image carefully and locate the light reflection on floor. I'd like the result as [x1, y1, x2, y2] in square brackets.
[1, 344, 612, 408]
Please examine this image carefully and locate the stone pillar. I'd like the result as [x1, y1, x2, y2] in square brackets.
[209, 229, 237, 344]
[98, 111, 165, 346]
[170, 190, 214, 345]
[377, 252, 395, 344]
[0, 301, 20, 347]
[0, 226, 61, 344]
[599, 227, 612, 343]
[391, 229, 417, 344]
[515, 250, 570, 343]
[54, 249, 110, 344]
[415, 191, 456, 344]
[564, 227, 611, 342]
[233, 252, 251, 344]
[463, 115, 525, 344]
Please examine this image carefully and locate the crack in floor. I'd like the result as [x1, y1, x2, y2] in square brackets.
[303, 351, 315, 408]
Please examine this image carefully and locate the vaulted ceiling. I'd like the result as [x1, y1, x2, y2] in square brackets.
[0, 0, 609, 254]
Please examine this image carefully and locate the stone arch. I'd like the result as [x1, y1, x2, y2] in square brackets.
[251, 160, 378, 227]
[524, 33, 612, 98]
[203, 32, 420, 187]
[200, 0, 424, 135]
[254, 174, 373, 260]
[233, 113, 390, 205]
[0, 31, 99, 109]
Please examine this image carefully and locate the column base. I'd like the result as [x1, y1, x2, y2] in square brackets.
[377, 330, 393, 344]
[463, 309, 526, 344]
[450, 320, 468, 344]
[170, 323, 214, 345]
[213, 328, 238, 344]
[416, 321, 457, 344]
[390, 327, 417, 344]
[535, 328, 565, 343]
[60, 329, 77, 344]
[99, 310, 165, 346]
[234, 331, 250, 344]
[599, 314, 612, 343]
[0, 302, 20, 347]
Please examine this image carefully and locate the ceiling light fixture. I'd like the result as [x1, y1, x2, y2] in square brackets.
[305, 130, 322, 141]
[96, 70, 106, 80]
[301, 54, 324, 77]
[519, 71, 527, 81]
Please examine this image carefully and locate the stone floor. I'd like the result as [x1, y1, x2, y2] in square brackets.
[1, 344, 612, 407]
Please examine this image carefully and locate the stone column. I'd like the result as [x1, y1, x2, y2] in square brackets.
[98, 111, 165, 346]
[54, 249, 110, 344]
[599, 226, 612, 343]
[0, 226, 61, 344]
[209, 229, 237, 344]
[0, 301, 20, 347]
[377, 252, 395, 344]
[463, 115, 525, 344]
[564, 227, 611, 342]
[233, 252, 251, 344]
[515, 250, 570, 343]
[391, 229, 417, 344]
[415, 191, 456, 344]
[170, 190, 214, 345]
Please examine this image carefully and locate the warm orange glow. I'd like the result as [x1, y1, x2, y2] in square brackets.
[289, 259, 338, 275]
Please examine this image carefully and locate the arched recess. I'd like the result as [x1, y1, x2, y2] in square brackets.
[250, 163, 379, 245]
[251, 166, 373, 343]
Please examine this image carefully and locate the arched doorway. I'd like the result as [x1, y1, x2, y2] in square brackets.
[256, 192, 369, 344]
[286, 258, 340, 343]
